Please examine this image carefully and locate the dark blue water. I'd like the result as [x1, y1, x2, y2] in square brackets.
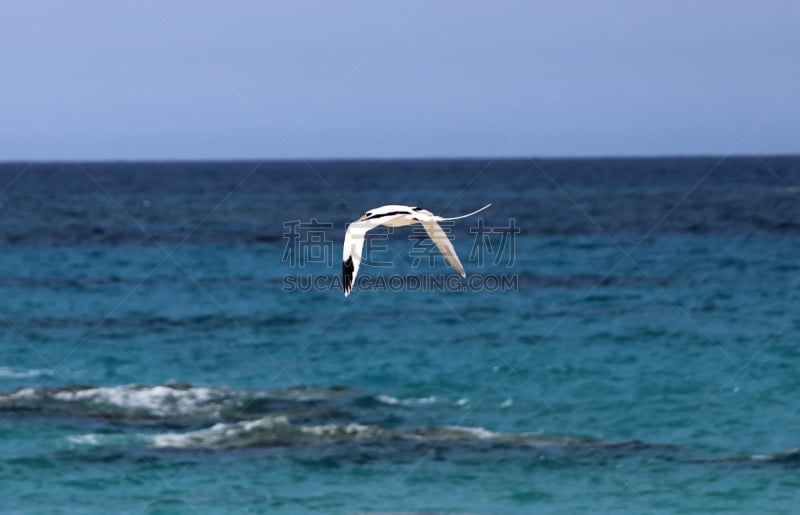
[2, 157, 800, 513]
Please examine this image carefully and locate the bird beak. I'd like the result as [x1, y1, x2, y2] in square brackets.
[357, 215, 366, 221]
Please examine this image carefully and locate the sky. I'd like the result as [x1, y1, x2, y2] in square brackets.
[0, 1, 798, 160]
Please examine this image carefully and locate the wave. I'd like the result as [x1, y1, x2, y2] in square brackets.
[0, 383, 360, 423]
[374, 394, 441, 406]
[374, 395, 510, 408]
[0, 382, 677, 459]
[701, 446, 800, 465]
[15, 381, 790, 463]
[0, 366, 52, 378]
[150, 416, 383, 449]
[0, 382, 490, 424]
[751, 447, 800, 463]
[64, 415, 597, 452]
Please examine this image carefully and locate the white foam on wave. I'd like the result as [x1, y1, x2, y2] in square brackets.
[62, 411, 584, 452]
[66, 432, 151, 448]
[440, 425, 503, 440]
[0, 384, 237, 421]
[149, 416, 385, 449]
[0, 383, 364, 422]
[299, 422, 381, 438]
[749, 446, 800, 461]
[67, 433, 104, 446]
[144, 414, 539, 451]
[375, 394, 400, 405]
[0, 366, 52, 378]
[53, 385, 218, 418]
[375, 394, 440, 406]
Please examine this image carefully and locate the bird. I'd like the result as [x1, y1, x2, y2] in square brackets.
[342, 203, 491, 296]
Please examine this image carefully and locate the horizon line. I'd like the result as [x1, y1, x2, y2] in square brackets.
[1, 152, 799, 165]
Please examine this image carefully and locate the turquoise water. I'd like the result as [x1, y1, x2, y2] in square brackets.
[2, 159, 800, 513]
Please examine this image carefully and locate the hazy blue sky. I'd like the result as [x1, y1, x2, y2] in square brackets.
[0, 1, 798, 160]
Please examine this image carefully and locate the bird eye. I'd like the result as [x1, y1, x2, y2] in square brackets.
[365, 212, 372, 217]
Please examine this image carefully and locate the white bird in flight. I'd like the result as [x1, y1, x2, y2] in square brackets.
[342, 203, 491, 296]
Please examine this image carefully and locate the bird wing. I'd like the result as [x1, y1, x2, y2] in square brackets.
[420, 218, 466, 278]
[342, 220, 372, 297]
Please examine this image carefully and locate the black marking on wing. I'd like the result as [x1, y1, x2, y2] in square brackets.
[343, 256, 354, 295]
[364, 210, 412, 221]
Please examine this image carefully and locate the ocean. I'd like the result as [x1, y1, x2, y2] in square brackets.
[1, 157, 800, 513]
